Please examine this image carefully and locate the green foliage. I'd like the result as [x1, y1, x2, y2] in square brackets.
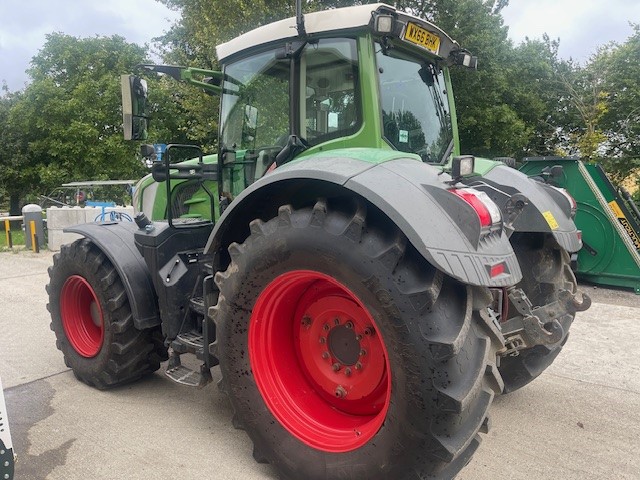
[593, 25, 640, 184]
[4, 34, 150, 203]
[549, 25, 640, 188]
[0, 87, 35, 213]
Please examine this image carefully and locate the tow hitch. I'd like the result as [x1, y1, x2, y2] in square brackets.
[500, 288, 591, 357]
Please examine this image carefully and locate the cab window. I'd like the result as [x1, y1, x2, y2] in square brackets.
[302, 38, 360, 145]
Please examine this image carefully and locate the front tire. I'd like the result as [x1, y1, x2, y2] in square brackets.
[47, 238, 167, 389]
[213, 200, 504, 479]
[500, 233, 577, 393]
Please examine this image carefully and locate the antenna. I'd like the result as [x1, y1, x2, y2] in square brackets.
[296, 0, 306, 36]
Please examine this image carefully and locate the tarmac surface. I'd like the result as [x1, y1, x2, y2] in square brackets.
[0, 249, 638, 479]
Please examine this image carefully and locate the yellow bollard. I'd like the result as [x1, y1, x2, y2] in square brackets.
[30, 220, 37, 252]
[4, 219, 11, 248]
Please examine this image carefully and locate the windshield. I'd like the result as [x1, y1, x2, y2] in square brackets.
[376, 45, 453, 163]
[221, 50, 290, 152]
[219, 50, 290, 197]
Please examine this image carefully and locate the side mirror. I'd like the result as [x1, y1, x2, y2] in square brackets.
[121, 75, 149, 141]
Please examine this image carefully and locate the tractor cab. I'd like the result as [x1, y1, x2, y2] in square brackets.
[123, 3, 477, 210]
[214, 3, 476, 200]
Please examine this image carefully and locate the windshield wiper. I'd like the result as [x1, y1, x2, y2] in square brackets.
[440, 139, 455, 164]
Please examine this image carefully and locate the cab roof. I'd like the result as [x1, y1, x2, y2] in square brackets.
[216, 3, 459, 63]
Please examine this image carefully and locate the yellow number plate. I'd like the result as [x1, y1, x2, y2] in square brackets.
[403, 22, 441, 54]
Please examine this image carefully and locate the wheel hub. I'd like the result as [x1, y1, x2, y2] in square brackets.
[328, 323, 360, 366]
[248, 270, 391, 452]
[297, 294, 386, 408]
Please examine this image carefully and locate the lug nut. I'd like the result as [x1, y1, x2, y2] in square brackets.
[359, 349, 367, 357]
[335, 385, 347, 398]
[334, 317, 340, 326]
[332, 363, 342, 372]
[345, 367, 352, 377]
[323, 324, 330, 331]
[319, 337, 326, 344]
[345, 321, 354, 329]
[322, 352, 330, 359]
[355, 334, 362, 341]
[355, 362, 362, 370]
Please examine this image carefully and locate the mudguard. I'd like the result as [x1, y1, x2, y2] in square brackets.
[64, 222, 160, 329]
[471, 164, 582, 253]
[205, 154, 522, 287]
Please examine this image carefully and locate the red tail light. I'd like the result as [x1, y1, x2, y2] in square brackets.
[449, 188, 502, 229]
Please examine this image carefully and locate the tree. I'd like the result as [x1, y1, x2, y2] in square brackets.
[596, 25, 640, 186]
[8, 34, 154, 199]
[0, 87, 36, 214]
[552, 25, 639, 193]
[554, 56, 608, 161]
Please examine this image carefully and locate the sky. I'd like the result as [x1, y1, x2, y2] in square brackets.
[0, 0, 181, 91]
[1, 0, 639, 92]
[501, 0, 640, 62]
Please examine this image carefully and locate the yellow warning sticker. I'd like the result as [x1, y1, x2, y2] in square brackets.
[542, 211, 559, 230]
[608, 200, 624, 219]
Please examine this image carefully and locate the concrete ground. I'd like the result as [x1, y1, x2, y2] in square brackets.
[0, 249, 638, 480]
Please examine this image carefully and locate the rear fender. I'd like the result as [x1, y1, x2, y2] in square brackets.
[64, 222, 160, 329]
[205, 155, 522, 287]
[473, 164, 581, 252]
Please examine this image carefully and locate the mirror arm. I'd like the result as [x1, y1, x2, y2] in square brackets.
[136, 64, 226, 95]
[180, 68, 224, 95]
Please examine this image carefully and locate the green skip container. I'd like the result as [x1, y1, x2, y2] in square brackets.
[519, 157, 640, 294]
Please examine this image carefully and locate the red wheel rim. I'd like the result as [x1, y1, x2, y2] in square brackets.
[249, 270, 391, 452]
[60, 275, 104, 357]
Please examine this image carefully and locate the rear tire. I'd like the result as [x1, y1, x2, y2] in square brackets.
[47, 238, 167, 389]
[500, 233, 577, 393]
[212, 200, 504, 479]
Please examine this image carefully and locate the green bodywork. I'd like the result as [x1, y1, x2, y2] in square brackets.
[136, 154, 220, 221]
[298, 147, 420, 164]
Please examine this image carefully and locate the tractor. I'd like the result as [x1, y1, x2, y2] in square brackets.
[47, 3, 590, 479]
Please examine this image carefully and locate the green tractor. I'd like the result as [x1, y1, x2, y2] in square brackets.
[47, 3, 590, 478]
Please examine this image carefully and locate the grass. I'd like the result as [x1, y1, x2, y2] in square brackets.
[0, 227, 27, 250]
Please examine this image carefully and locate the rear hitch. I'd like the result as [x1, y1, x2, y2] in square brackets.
[499, 287, 591, 357]
[558, 288, 591, 313]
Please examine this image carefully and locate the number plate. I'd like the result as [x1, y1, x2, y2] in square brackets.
[403, 22, 441, 54]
